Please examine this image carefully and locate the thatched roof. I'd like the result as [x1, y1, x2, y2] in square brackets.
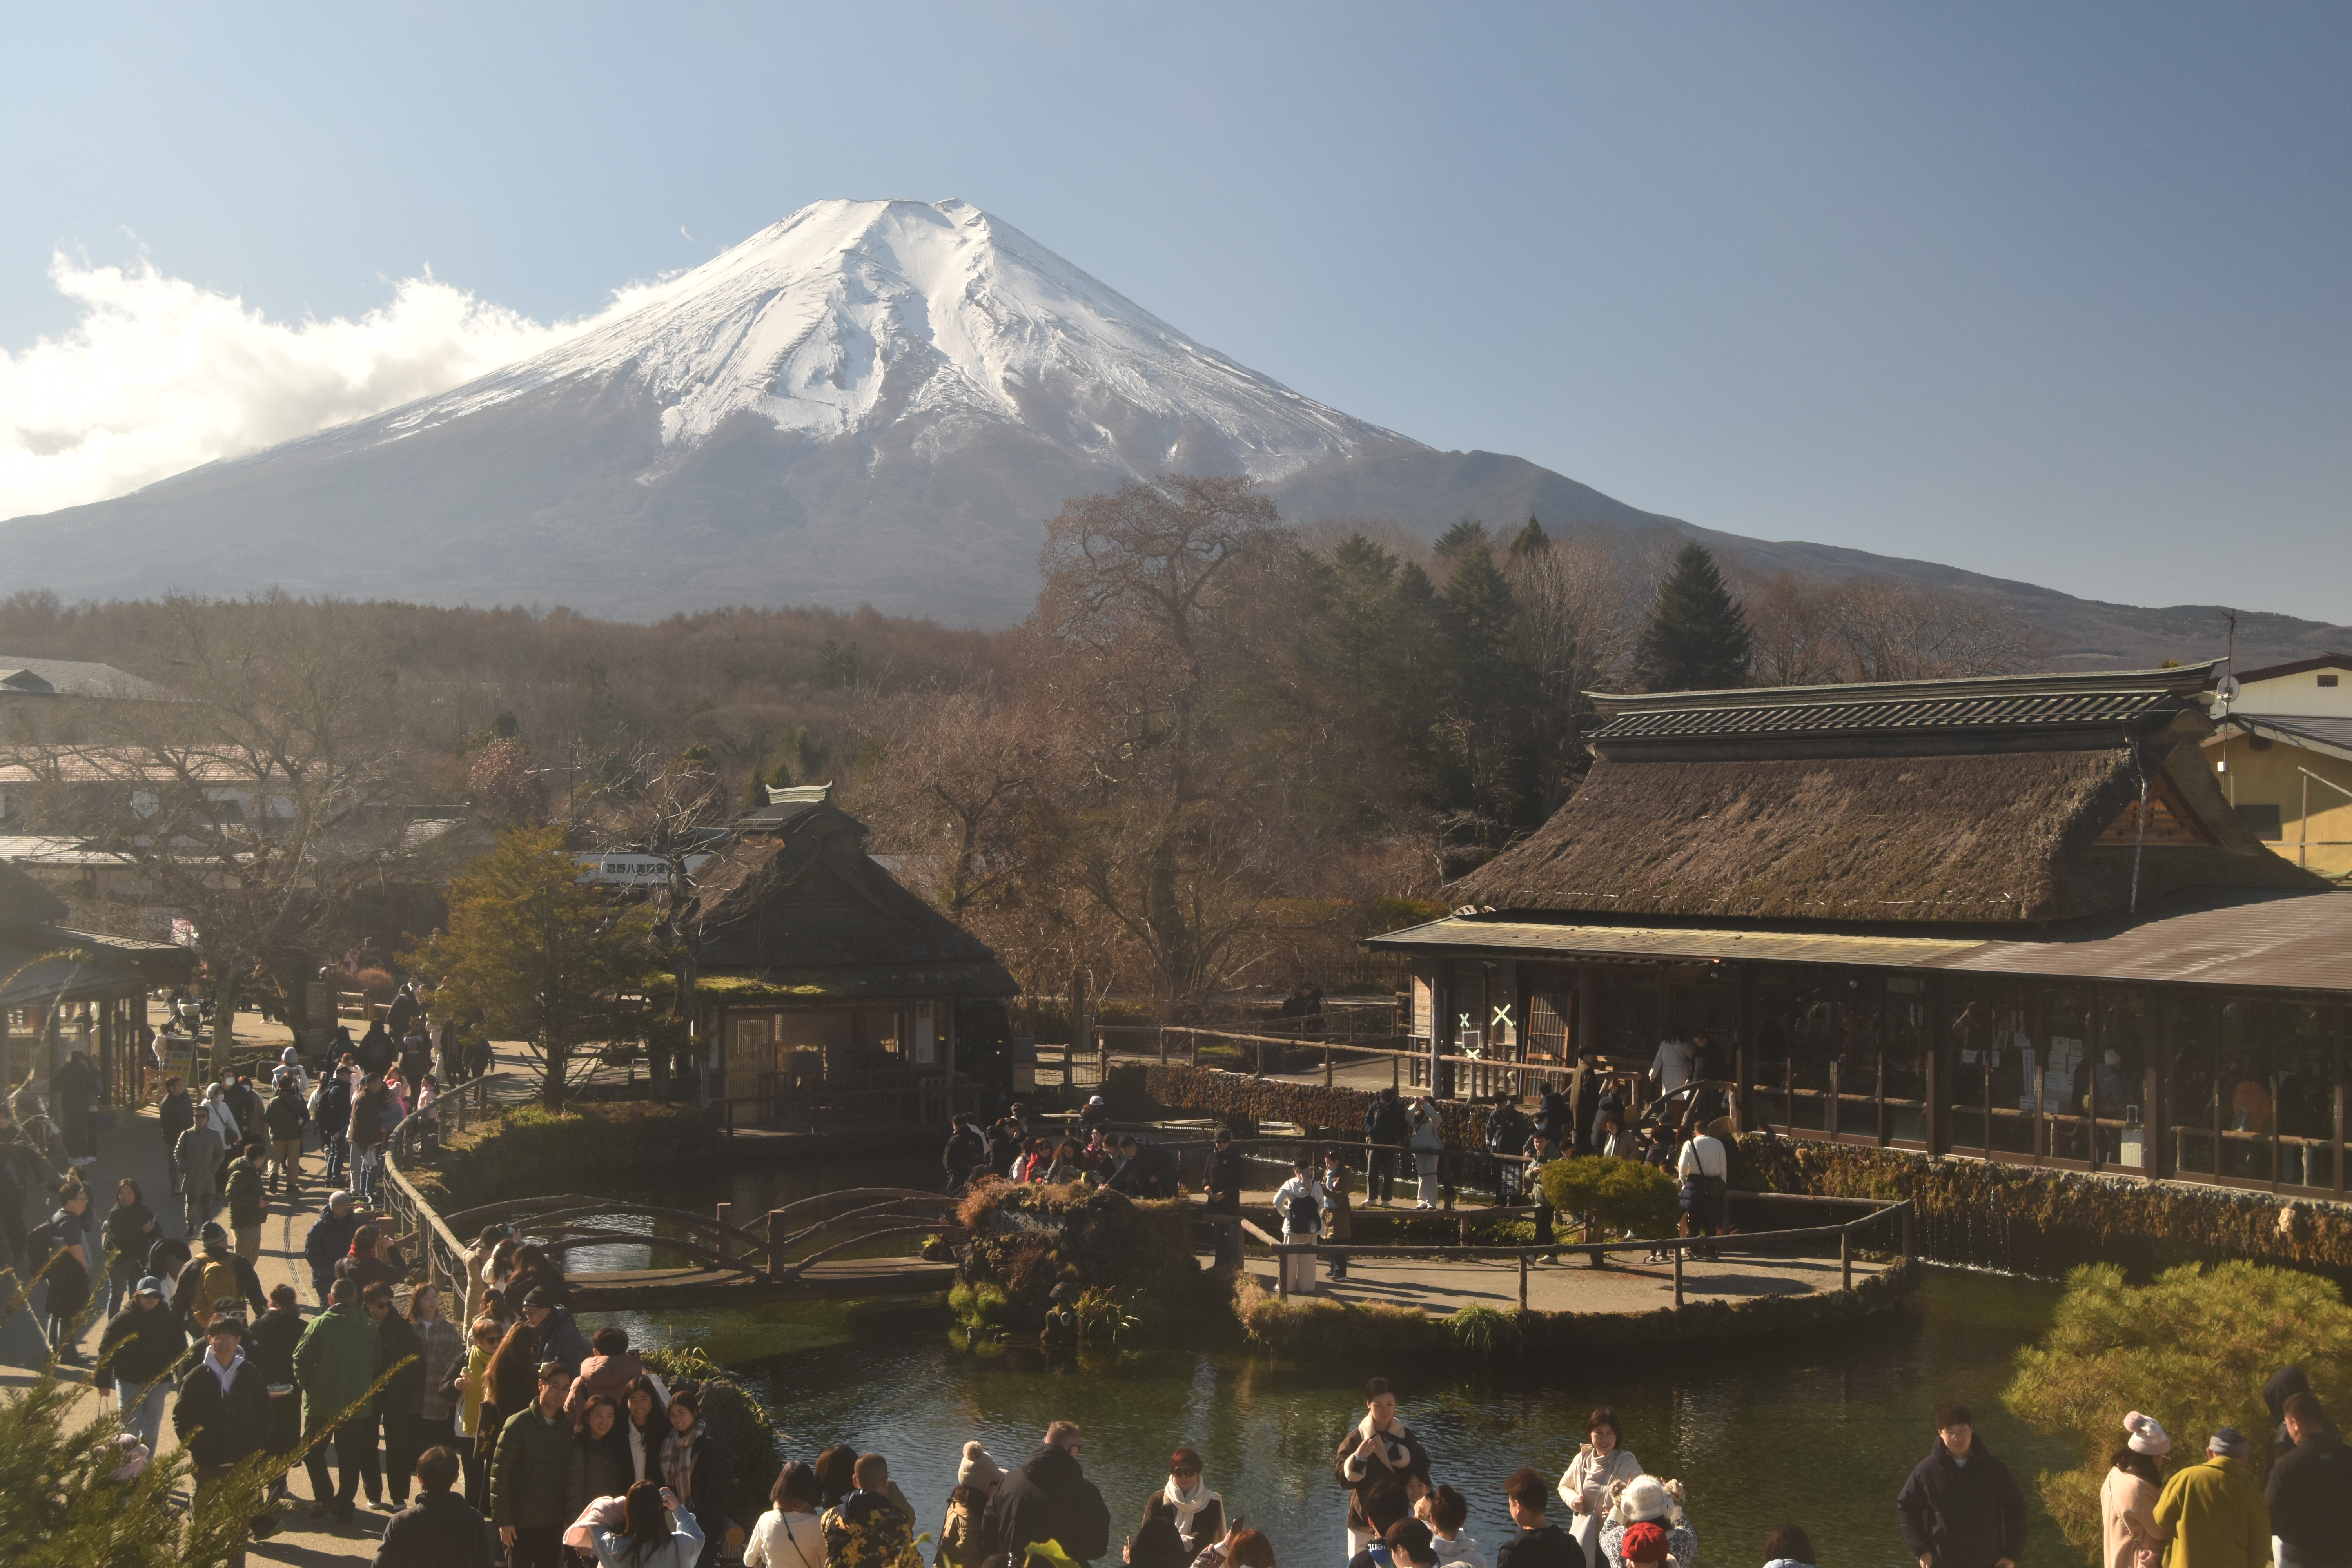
[1454, 663, 2325, 926]
[0, 861, 68, 927]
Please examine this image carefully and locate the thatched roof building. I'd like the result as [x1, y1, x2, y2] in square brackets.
[1454, 662, 2317, 924]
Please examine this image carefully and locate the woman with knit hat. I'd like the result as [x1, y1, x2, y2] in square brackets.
[1596, 1478, 1695, 1568]
[936, 1443, 1002, 1568]
[2101, 1413, 2169, 1568]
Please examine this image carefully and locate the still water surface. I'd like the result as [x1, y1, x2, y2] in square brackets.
[576, 1155, 2078, 1568]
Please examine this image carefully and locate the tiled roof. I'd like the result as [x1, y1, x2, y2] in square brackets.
[1590, 688, 2180, 741]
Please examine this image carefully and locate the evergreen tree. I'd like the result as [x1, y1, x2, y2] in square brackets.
[1636, 542, 1753, 691]
[743, 766, 767, 809]
[1509, 516, 1550, 559]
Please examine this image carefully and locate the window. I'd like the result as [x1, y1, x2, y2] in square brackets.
[2234, 803, 2284, 841]
[2320, 674, 2340, 688]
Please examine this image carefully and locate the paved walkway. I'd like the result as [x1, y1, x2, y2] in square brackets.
[1, 1020, 537, 1565]
[1248, 1248, 1888, 1314]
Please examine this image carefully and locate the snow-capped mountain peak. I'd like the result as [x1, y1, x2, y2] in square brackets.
[379, 198, 1391, 482]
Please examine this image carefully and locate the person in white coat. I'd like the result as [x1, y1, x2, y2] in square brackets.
[1272, 1155, 1327, 1296]
[1648, 1037, 1694, 1098]
[1557, 1410, 1643, 1568]
[1408, 1099, 1445, 1210]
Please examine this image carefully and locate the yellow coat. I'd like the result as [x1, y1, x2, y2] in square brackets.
[2151, 1456, 2268, 1568]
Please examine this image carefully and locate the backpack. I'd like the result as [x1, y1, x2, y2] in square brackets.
[192, 1256, 241, 1325]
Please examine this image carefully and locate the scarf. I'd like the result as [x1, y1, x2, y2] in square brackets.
[662, 1422, 704, 1499]
[1163, 1476, 1217, 1526]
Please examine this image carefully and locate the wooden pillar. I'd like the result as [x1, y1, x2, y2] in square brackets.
[1671, 1241, 1683, 1309]
[1517, 1250, 1529, 1312]
[715, 1203, 732, 1261]
[766, 1211, 786, 1281]
[1840, 1228, 1852, 1292]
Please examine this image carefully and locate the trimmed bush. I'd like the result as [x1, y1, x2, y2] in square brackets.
[1538, 1156, 1680, 1239]
[955, 1179, 1203, 1324]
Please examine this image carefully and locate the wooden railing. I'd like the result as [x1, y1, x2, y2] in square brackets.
[377, 1071, 513, 1301]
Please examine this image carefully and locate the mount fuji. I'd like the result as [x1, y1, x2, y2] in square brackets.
[3, 199, 2345, 663]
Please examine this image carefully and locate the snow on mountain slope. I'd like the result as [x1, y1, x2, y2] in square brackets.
[362, 198, 1392, 481]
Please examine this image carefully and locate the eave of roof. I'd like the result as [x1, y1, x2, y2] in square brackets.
[1365, 917, 1982, 969]
[2203, 715, 2352, 766]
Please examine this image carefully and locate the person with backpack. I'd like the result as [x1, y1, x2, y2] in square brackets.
[223, 1142, 267, 1261]
[1366, 1088, 1411, 1207]
[265, 1075, 308, 1197]
[175, 1220, 267, 1335]
[31, 1179, 95, 1363]
[1272, 1152, 1327, 1296]
[94, 1273, 188, 1451]
[1673, 1122, 1730, 1262]
[175, 1107, 227, 1233]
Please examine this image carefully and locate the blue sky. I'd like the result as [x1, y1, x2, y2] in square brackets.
[4, 3, 2345, 621]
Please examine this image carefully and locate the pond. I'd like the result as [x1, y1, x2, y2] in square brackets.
[569, 1155, 2081, 1567]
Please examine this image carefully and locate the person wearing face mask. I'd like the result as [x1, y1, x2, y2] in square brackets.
[1557, 1409, 1642, 1568]
[1336, 1378, 1432, 1559]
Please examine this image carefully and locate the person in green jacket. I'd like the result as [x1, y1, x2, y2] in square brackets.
[223, 1142, 267, 1262]
[296, 1277, 385, 1521]
[490, 1359, 577, 1568]
[2152, 1427, 2270, 1568]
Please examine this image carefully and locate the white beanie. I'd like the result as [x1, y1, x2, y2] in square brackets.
[1612, 1476, 1682, 1528]
[2125, 1411, 2171, 1457]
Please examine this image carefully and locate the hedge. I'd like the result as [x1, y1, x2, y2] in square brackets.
[426, 1100, 729, 1207]
[1741, 1134, 2352, 1279]
[1145, 1063, 1496, 1148]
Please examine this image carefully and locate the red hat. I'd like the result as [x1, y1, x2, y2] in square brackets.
[1620, 1523, 1671, 1564]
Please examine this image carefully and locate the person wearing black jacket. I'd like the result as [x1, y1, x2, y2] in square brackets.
[1335, 1378, 1431, 1557]
[378, 1445, 491, 1568]
[52, 1050, 102, 1165]
[1894, 1403, 2027, 1568]
[2267, 1392, 2352, 1568]
[1106, 1136, 1178, 1198]
[1201, 1130, 1246, 1269]
[985, 1422, 1111, 1565]
[265, 1077, 309, 1197]
[369, 1281, 430, 1508]
[358, 1021, 397, 1080]
[95, 1275, 190, 1451]
[942, 1115, 988, 1192]
[176, 1316, 276, 1567]
[249, 1284, 307, 1492]
[1365, 1090, 1410, 1206]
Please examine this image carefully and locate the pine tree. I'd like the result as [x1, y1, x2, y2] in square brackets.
[1636, 542, 1753, 691]
[743, 766, 767, 809]
[1509, 517, 1550, 559]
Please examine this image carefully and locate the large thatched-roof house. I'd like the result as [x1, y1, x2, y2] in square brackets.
[1367, 661, 2351, 1199]
[683, 787, 1016, 1128]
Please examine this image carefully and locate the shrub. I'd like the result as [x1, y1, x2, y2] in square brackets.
[350, 966, 397, 1002]
[1444, 1303, 1520, 1357]
[2005, 1261, 2352, 1554]
[1145, 1064, 1495, 1148]
[955, 1181, 1201, 1323]
[1538, 1156, 1679, 1239]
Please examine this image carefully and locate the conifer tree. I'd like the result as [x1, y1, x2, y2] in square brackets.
[1636, 542, 1753, 691]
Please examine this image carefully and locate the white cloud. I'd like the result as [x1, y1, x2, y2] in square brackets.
[0, 252, 600, 521]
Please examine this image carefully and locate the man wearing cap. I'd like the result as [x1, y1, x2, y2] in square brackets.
[174, 1313, 276, 1567]
[174, 1220, 268, 1335]
[297, 1276, 386, 1521]
[2154, 1426, 2269, 1568]
[1895, 1401, 2026, 1568]
[521, 1287, 590, 1374]
[95, 1273, 189, 1450]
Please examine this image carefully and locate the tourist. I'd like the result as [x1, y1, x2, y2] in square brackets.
[1557, 1408, 1642, 1568]
[100, 1175, 160, 1316]
[34, 1179, 93, 1362]
[1129, 1501, 1189, 1568]
[568, 1394, 635, 1523]
[1196, 1526, 1278, 1568]
[1021, 1136, 1053, 1183]
[249, 1284, 307, 1497]
[1408, 1098, 1444, 1210]
[986, 1421, 1111, 1567]
[491, 1360, 579, 1568]
[815, 1445, 860, 1510]
[158, 1076, 195, 1192]
[1486, 1098, 1534, 1204]
[988, 1116, 1025, 1179]
[747, 1459, 828, 1568]
[510, 1243, 573, 1310]
[204, 1078, 245, 1149]
[584, 1478, 706, 1568]
[2101, 1412, 2168, 1568]
[2152, 1428, 2267, 1567]
[661, 1383, 731, 1566]
[176, 1103, 227, 1232]
[1759, 1523, 1816, 1568]
[457, 1316, 506, 1506]
[1079, 1095, 1112, 1136]
[2263, 1365, 2338, 1457]
[1337, 1380, 1432, 1557]
[463, 1222, 510, 1327]
[174, 1314, 274, 1568]
[2265, 1392, 2352, 1567]
[1594, 1114, 1637, 1163]
[299, 1276, 386, 1520]
[377, 1446, 492, 1567]
[275, 1043, 311, 1100]
[479, 1319, 548, 1485]
[368, 1279, 432, 1509]
[1597, 1478, 1693, 1568]
[937, 1447, 1002, 1568]
[1418, 1483, 1485, 1568]
[821, 1452, 917, 1568]
[1272, 1154, 1326, 1295]
[1895, 1403, 2028, 1568]
[339, 1221, 407, 1294]
[1366, 1088, 1410, 1206]
[1673, 1121, 1729, 1262]
[624, 1375, 671, 1486]
[93, 1273, 187, 1451]
[314, 1068, 352, 1187]
[1158, 1448, 1225, 1559]
[305, 1190, 362, 1304]
[569, 1324, 652, 1412]
[348, 1074, 391, 1201]
[1107, 1134, 1180, 1198]
[1495, 1468, 1574, 1568]
[943, 1114, 988, 1192]
[223, 1140, 267, 1261]
[1321, 1149, 1355, 1281]
[1203, 1130, 1245, 1270]
[266, 1074, 308, 1197]
[1535, 1079, 1570, 1158]
[1044, 1138, 1089, 1185]
[1081, 1127, 1116, 1180]
[360, 1018, 397, 1080]
[525, 1285, 592, 1373]
[406, 1284, 467, 1500]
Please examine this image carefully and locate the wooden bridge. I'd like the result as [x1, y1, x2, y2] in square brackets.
[377, 1076, 967, 1309]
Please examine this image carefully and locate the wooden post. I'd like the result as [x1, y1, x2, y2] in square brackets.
[1518, 1250, 1529, 1312]
[1840, 1227, 1852, 1292]
[1900, 1202, 1914, 1265]
[1275, 1246, 1288, 1301]
[1392, 1054, 1401, 1094]
[1325, 1039, 1333, 1089]
[1671, 1241, 1683, 1309]
[715, 1203, 732, 1261]
[767, 1211, 786, 1281]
